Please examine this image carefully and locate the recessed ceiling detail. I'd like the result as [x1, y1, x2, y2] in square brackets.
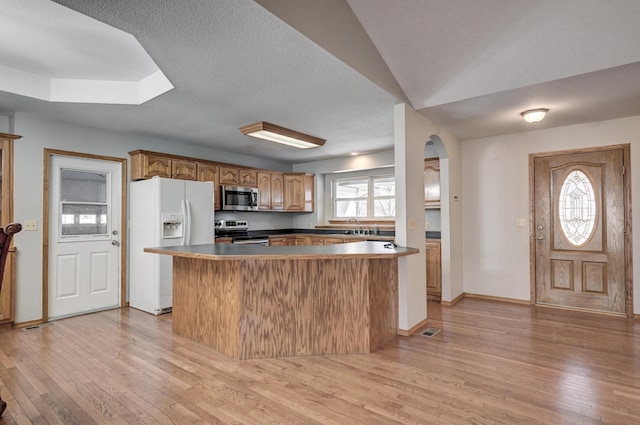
[0, 0, 173, 105]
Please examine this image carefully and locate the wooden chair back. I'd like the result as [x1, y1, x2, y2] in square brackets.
[0, 223, 21, 294]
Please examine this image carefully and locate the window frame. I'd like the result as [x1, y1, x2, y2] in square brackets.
[326, 168, 396, 222]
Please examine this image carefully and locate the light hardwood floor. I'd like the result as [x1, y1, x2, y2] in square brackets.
[0, 299, 638, 424]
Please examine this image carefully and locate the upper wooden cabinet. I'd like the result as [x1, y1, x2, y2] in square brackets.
[271, 173, 284, 211]
[130, 151, 172, 180]
[258, 172, 284, 211]
[0, 133, 19, 327]
[197, 162, 220, 210]
[284, 173, 314, 212]
[220, 165, 257, 187]
[129, 150, 314, 213]
[172, 159, 197, 180]
[257, 172, 272, 210]
[424, 158, 441, 209]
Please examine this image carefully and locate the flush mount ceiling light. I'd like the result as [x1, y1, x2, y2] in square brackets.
[239, 121, 325, 149]
[521, 108, 549, 124]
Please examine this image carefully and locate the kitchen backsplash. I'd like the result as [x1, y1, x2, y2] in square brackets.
[215, 211, 294, 231]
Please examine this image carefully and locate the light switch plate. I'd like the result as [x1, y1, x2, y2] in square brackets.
[24, 220, 38, 231]
[515, 218, 527, 227]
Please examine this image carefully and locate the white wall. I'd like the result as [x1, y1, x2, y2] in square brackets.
[461, 115, 640, 313]
[0, 115, 9, 133]
[12, 112, 291, 323]
[393, 105, 463, 328]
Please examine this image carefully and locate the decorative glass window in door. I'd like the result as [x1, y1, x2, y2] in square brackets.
[558, 170, 597, 246]
[60, 169, 109, 238]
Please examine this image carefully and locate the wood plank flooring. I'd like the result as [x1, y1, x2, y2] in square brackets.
[0, 299, 639, 424]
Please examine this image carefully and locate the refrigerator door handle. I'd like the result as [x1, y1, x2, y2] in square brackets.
[181, 199, 187, 246]
[185, 199, 192, 245]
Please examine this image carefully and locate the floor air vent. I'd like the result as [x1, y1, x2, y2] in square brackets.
[23, 323, 54, 331]
[420, 327, 441, 337]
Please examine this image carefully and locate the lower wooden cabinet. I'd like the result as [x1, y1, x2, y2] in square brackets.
[426, 239, 442, 301]
[323, 237, 344, 245]
[269, 237, 289, 246]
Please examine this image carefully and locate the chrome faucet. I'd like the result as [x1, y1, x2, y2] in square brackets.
[347, 217, 363, 235]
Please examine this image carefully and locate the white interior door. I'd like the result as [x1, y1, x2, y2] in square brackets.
[49, 155, 121, 319]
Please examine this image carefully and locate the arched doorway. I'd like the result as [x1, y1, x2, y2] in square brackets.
[424, 135, 451, 306]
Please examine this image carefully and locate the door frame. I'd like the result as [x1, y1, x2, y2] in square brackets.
[42, 149, 127, 322]
[528, 144, 632, 318]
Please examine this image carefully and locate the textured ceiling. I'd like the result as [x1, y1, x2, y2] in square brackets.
[1, 0, 640, 163]
[0, 0, 397, 163]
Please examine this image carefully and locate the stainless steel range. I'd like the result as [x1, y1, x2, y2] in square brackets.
[214, 220, 269, 246]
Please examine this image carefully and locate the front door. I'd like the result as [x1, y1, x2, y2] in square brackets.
[48, 154, 122, 319]
[532, 146, 630, 316]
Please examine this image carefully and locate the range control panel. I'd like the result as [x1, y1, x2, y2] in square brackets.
[214, 219, 248, 230]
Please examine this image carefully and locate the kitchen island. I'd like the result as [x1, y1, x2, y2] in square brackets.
[145, 241, 419, 359]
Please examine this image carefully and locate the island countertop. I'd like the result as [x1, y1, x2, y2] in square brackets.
[144, 240, 419, 260]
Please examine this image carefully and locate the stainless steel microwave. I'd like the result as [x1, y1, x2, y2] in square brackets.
[221, 185, 259, 211]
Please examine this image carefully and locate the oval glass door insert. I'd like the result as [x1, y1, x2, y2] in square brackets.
[558, 170, 597, 246]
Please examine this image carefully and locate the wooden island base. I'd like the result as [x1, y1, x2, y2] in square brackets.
[172, 256, 399, 360]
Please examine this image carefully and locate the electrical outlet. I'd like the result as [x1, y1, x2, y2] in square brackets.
[408, 218, 416, 231]
[425, 222, 430, 230]
[24, 220, 38, 231]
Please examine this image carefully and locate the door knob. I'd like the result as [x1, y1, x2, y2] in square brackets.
[112, 240, 120, 246]
[536, 225, 544, 240]
[112, 230, 118, 236]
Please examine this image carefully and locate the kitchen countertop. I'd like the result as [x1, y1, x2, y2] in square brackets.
[268, 232, 395, 242]
[145, 240, 419, 261]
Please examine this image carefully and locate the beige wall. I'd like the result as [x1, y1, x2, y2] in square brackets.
[461, 115, 640, 313]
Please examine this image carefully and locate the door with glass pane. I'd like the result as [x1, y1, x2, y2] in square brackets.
[533, 147, 628, 315]
[49, 155, 121, 319]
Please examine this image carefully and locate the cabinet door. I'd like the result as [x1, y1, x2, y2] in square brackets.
[304, 174, 314, 212]
[197, 162, 220, 210]
[271, 173, 284, 211]
[309, 236, 324, 246]
[284, 173, 314, 212]
[239, 168, 257, 187]
[172, 159, 197, 180]
[295, 236, 310, 246]
[257, 172, 272, 210]
[219, 166, 239, 185]
[269, 237, 286, 246]
[143, 153, 172, 179]
[323, 237, 344, 245]
[424, 158, 441, 209]
[426, 240, 442, 300]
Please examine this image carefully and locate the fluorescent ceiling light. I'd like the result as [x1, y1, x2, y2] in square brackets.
[239, 122, 325, 149]
[521, 108, 549, 123]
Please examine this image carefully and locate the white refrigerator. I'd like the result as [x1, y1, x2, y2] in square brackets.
[130, 177, 214, 314]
